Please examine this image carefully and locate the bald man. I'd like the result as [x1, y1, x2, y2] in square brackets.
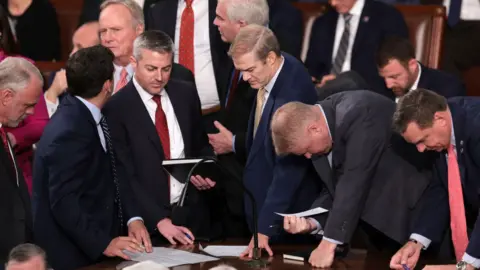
[44, 21, 101, 117]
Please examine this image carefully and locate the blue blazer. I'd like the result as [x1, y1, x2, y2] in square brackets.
[413, 97, 480, 258]
[305, 0, 408, 98]
[32, 95, 139, 270]
[417, 64, 466, 98]
[243, 53, 321, 239]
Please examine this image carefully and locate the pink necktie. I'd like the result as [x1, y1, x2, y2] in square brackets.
[447, 144, 469, 260]
[114, 68, 128, 93]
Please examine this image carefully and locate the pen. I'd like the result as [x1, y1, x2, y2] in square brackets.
[185, 233, 193, 241]
[402, 264, 410, 270]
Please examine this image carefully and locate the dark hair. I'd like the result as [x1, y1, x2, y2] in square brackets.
[0, 5, 18, 55]
[66, 45, 114, 98]
[375, 36, 415, 69]
[392, 88, 448, 134]
[6, 243, 47, 268]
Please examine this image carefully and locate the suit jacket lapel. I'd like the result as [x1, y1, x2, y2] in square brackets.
[314, 100, 337, 192]
[165, 82, 192, 154]
[327, 12, 338, 66]
[351, 1, 371, 60]
[450, 103, 467, 185]
[128, 83, 166, 159]
[312, 154, 335, 194]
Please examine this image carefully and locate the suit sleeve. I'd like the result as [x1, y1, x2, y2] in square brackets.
[465, 133, 480, 258]
[233, 132, 248, 162]
[311, 188, 333, 228]
[106, 112, 170, 231]
[189, 84, 214, 157]
[47, 129, 111, 261]
[323, 107, 388, 243]
[305, 17, 328, 79]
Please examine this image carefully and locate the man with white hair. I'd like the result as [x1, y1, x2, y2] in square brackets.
[99, 0, 195, 95]
[0, 57, 43, 265]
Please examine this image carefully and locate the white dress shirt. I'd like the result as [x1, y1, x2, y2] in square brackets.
[75, 96, 142, 225]
[331, 0, 365, 73]
[113, 63, 134, 92]
[259, 56, 285, 113]
[132, 0, 145, 8]
[395, 62, 422, 103]
[443, 0, 480, 21]
[410, 116, 479, 267]
[173, 0, 219, 109]
[132, 77, 186, 204]
[45, 93, 59, 118]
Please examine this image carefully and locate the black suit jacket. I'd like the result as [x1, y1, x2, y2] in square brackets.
[0, 134, 32, 264]
[412, 97, 480, 258]
[103, 79, 214, 235]
[32, 95, 137, 270]
[417, 64, 466, 98]
[146, 0, 230, 105]
[311, 90, 430, 243]
[305, 0, 408, 98]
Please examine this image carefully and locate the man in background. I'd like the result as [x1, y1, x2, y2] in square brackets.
[0, 57, 42, 265]
[5, 244, 47, 270]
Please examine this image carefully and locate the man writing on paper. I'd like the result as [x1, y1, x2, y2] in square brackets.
[191, 24, 321, 257]
[270, 90, 430, 268]
[389, 89, 480, 270]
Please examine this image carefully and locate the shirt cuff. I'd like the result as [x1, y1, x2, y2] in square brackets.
[463, 253, 480, 268]
[323, 236, 343, 245]
[127, 217, 143, 226]
[232, 135, 236, 153]
[410, 233, 431, 249]
[308, 218, 323, 235]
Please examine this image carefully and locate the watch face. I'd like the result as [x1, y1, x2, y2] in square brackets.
[456, 261, 467, 270]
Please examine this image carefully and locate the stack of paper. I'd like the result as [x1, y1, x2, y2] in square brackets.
[275, 207, 328, 217]
[123, 260, 169, 270]
[199, 245, 248, 257]
[123, 247, 219, 267]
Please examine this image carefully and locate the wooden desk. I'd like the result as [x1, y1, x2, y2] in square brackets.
[79, 240, 446, 270]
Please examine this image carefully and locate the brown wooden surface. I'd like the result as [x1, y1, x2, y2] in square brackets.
[79, 240, 448, 270]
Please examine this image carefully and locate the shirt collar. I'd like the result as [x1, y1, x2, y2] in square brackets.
[349, 0, 365, 16]
[263, 56, 285, 93]
[114, 62, 134, 77]
[75, 96, 102, 125]
[410, 62, 422, 91]
[132, 76, 166, 102]
[316, 104, 332, 140]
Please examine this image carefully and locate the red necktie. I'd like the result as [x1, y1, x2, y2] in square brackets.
[226, 70, 240, 109]
[447, 144, 469, 260]
[179, 0, 194, 74]
[152, 95, 170, 159]
[0, 128, 13, 167]
[114, 68, 128, 93]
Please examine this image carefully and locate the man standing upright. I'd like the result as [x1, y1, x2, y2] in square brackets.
[32, 45, 151, 270]
[0, 57, 42, 265]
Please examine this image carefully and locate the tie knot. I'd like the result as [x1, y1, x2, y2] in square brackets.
[120, 68, 128, 79]
[343, 13, 352, 22]
[152, 95, 161, 106]
[185, 0, 193, 7]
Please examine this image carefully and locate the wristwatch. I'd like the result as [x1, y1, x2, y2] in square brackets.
[456, 260, 467, 270]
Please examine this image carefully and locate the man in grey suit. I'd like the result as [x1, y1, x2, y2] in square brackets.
[270, 90, 430, 268]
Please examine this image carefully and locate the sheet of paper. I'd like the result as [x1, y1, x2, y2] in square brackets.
[199, 245, 248, 257]
[275, 207, 328, 217]
[123, 247, 219, 267]
[123, 260, 169, 270]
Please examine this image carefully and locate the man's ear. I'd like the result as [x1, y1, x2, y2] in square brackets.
[103, 80, 113, 95]
[136, 24, 145, 35]
[0, 89, 14, 106]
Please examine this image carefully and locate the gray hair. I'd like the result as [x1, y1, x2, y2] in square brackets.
[219, 0, 269, 26]
[0, 57, 44, 93]
[133, 30, 173, 60]
[6, 244, 47, 269]
[100, 0, 145, 27]
[209, 265, 237, 270]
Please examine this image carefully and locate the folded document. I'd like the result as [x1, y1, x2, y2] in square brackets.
[123, 247, 219, 268]
[275, 207, 328, 218]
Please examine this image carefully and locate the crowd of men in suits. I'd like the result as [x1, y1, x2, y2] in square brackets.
[0, 0, 479, 269]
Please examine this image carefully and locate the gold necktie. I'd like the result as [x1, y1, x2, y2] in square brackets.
[253, 87, 266, 137]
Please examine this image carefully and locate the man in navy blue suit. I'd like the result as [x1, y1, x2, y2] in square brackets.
[191, 24, 321, 256]
[376, 36, 466, 102]
[390, 89, 480, 270]
[305, 0, 408, 98]
[32, 45, 151, 270]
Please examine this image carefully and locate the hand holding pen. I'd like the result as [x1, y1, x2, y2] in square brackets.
[389, 240, 423, 270]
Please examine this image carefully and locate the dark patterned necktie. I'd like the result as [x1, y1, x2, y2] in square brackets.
[331, 13, 353, 75]
[100, 117, 124, 231]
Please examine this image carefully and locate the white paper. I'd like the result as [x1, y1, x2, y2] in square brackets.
[275, 207, 328, 217]
[199, 245, 248, 257]
[123, 260, 169, 270]
[123, 247, 219, 267]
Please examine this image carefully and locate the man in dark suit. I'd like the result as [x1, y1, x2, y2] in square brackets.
[376, 36, 466, 102]
[270, 90, 430, 268]
[32, 45, 150, 270]
[191, 25, 321, 256]
[0, 57, 43, 265]
[390, 89, 480, 270]
[103, 30, 219, 245]
[305, 0, 408, 98]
